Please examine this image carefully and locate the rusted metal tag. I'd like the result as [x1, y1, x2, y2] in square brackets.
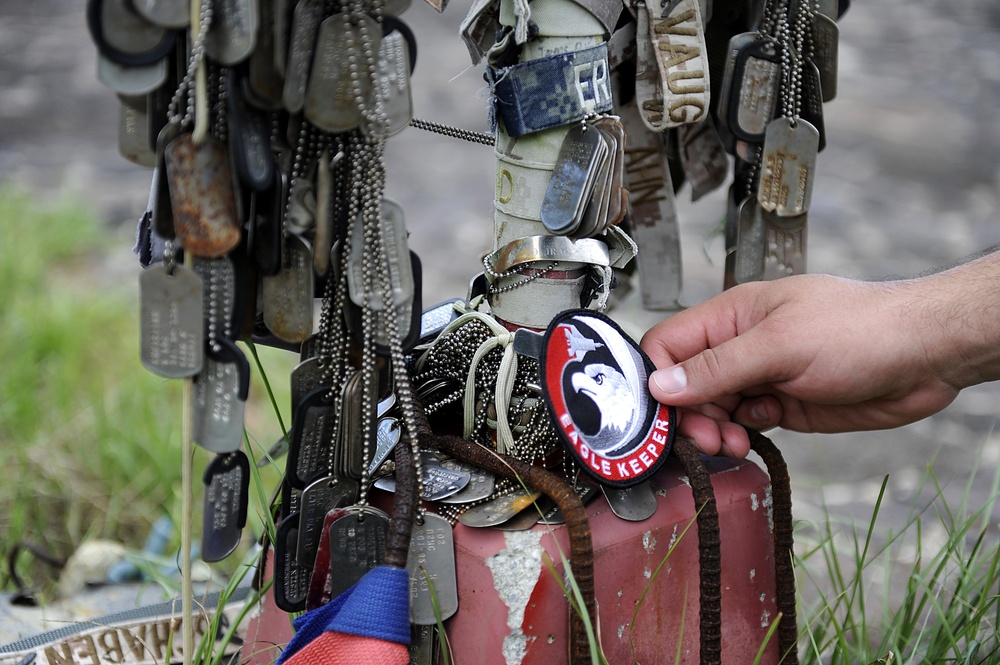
[261, 233, 314, 343]
[164, 132, 241, 258]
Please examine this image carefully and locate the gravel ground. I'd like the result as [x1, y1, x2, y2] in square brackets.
[2, 0, 1000, 643]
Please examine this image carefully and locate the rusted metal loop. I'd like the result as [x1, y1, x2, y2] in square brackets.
[409, 399, 597, 665]
[672, 437, 722, 665]
[384, 432, 419, 569]
[749, 430, 798, 665]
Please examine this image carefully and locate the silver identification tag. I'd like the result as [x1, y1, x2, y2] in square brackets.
[407, 513, 458, 625]
[758, 118, 820, 217]
[139, 264, 203, 378]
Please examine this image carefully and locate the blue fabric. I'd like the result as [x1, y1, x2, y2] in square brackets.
[490, 43, 613, 137]
[326, 565, 411, 646]
[277, 565, 411, 661]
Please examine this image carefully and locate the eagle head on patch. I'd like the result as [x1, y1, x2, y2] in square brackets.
[570, 362, 636, 434]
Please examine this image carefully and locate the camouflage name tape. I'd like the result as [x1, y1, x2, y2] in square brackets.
[489, 43, 613, 138]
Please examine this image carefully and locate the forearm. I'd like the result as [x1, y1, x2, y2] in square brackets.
[899, 250, 1000, 390]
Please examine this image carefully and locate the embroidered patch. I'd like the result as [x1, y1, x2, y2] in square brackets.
[540, 309, 675, 487]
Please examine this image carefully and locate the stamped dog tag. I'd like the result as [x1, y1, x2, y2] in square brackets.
[541, 124, 605, 236]
[758, 117, 820, 217]
[457, 489, 542, 528]
[715, 32, 758, 130]
[273, 512, 311, 612]
[408, 513, 458, 624]
[327, 506, 390, 598]
[140, 263, 203, 378]
[734, 197, 766, 284]
[367, 417, 402, 476]
[364, 28, 413, 138]
[192, 338, 250, 453]
[801, 61, 827, 152]
[262, 233, 314, 343]
[291, 357, 325, 419]
[305, 14, 382, 133]
[812, 12, 839, 102]
[602, 479, 657, 521]
[409, 625, 437, 665]
[164, 133, 242, 258]
[438, 459, 496, 504]
[374, 457, 470, 502]
[305, 507, 350, 610]
[118, 95, 155, 168]
[226, 70, 274, 191]
[205, 0, 258, 65]
[283, 0, 323, 113]
[96, 0, 173, 61]
[729, 39, 781, 143]
[287, 388, 337, 488]
[297, 475, 359, 569]
[764, 214, 808, 279]
[201, 451, 250, 562]
[539, 310, 675, 488]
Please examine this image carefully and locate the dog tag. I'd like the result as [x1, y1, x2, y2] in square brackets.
[417, 299, 461, 346]
[205, 0, 258, 65]
[118, 95, 156, 168]
[164, 133, 242, 257]
[97, 53, 168, 96]
[246, 4, 284, 110]
[139, 263, 203, 378]
[438, 459, 495, 504]
[152, 123, 182, 239]
[298, 475, 359, 569]
[133, 0, 189, 28]
[541, 124, 605, 235]
[283, 0, 323, 113]
[763, 214, 807, 278]
[729, 39, 781, 143]
[715, 32, 757, 131]
[226, 70, 274, 191]
[368, 417, 401, 476]
[409, 625, 437, 665]
[327, 506, 390, 598]
[201, 451, 250, 562]
[812, 12, 839, 102]
[734, 197, 766, 284]
[287, 388, 337, 489]
[408, 513, 458, 624]
[495, 496, 552, 531]
[364, 28, 413, 138]
[758, 117, 820, 217]
[273, 513, 311, 612]
[262, 233, 314, 343]
[336, 370, 373, 481]
[374, 459, 470, 502]
[602, 479, 657, 521]
[347, 198, 413, 310]
[291, 357, 325, 419]
[801, 61, 827, 152]
[305, 14, 382, 133]
[576, 125, 616, 238]
[305, 508, 350, 610]
[192, 338, 250, 453]
[457, 489, 542, 528]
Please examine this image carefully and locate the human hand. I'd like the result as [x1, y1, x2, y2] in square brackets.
[640, 273, 968, 457]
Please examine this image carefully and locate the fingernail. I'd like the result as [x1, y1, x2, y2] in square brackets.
[751, 403, 769, 423]
[652, 366, 687, 394]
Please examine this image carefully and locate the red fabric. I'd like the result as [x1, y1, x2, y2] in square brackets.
[283, 632, 409, 665]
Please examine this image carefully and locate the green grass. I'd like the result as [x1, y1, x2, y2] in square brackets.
[0, 189, 289, 598]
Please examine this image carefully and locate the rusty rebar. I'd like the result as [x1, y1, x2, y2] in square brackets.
[672, 437, 722, 665]
[749, 430, 798, 665]
[384, 433, 418, 569]
[410, 401, 596, 665]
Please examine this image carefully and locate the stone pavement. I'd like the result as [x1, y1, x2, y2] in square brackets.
[3, 0, 1000, 642]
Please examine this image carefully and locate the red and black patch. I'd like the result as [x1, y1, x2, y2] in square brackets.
[539, 309, 675, 488]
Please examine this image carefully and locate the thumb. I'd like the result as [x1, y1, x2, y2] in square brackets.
[648, 336, 775, 406]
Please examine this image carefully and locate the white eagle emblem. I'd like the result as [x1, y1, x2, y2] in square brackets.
[571, 363, 636, 434]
